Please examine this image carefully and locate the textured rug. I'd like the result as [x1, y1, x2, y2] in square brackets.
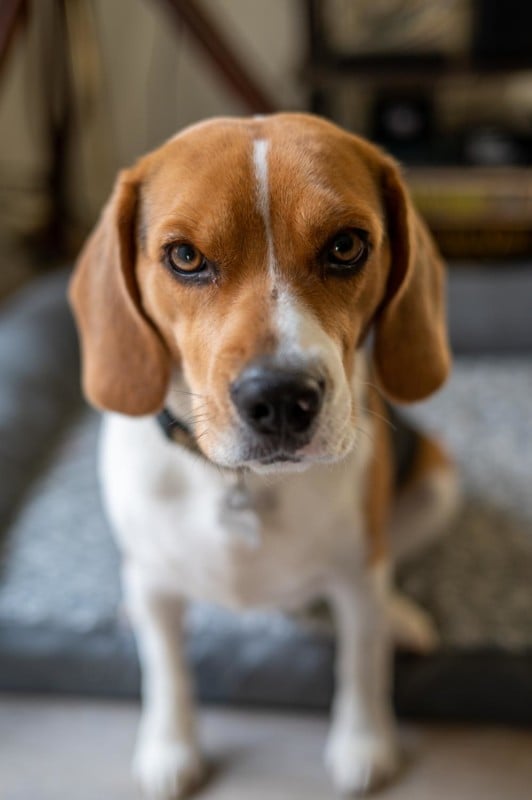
[1, 357, 531, 721]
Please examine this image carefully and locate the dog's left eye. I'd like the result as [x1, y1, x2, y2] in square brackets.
[324, 229, 369, 273]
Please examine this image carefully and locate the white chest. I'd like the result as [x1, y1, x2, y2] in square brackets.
[100, 414, 372, 610]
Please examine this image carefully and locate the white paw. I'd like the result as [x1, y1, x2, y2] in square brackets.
[133, 738, 204, 800]
[325, 729, 399, 796]
[389, 593, 440, 654]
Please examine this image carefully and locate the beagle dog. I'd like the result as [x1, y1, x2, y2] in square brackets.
[69, 113, 459, 799]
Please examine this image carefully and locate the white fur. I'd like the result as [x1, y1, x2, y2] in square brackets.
[101, 392, 372, 610]
[126, 567, 203, 798]
[253, 138, 276, 277]
[324, 560, 398, 794]
[272, 288, 358, 464]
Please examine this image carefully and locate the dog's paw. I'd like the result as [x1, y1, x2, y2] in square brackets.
[325, 729, 399, 796]
[133, 738, 204, 800]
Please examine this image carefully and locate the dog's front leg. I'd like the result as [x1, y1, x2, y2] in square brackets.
[124, 565, 203, 800]
[325, 565, 399, 796]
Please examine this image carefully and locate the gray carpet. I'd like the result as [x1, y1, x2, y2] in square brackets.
[400, 358, 532, 651]
[1, 358, 531, 717]
[2, 358, 532, 649]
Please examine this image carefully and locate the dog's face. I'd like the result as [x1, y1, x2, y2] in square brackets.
[70, 114, 449, 472]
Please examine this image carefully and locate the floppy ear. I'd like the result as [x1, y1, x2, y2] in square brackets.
[69, 171, 170, 415]
[373, 159, 451, 403]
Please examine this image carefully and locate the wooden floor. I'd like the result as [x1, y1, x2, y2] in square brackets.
[1, 695, 532, 800]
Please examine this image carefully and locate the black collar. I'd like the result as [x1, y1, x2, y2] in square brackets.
[157, 407, 249, 479]
[156, 408, 206, 459]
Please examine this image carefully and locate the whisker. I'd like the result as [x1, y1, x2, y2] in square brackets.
[171, 401, 210, 418]
[185, 411, 211, 422]
[180, 391, 205, 399]
[189, 405, 210, 416]
[363, 406, 397, 432]
[361, 379, 382, 391]
[355, 424, 376, 447]
[171, 389, 207, 400]
[187, 419, 214, 439]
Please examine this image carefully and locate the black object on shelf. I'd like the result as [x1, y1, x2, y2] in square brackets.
[371, 90, 435, 161]
[472, 0, 532, 69]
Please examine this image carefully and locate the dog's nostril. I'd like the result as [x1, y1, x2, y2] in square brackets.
[250, 402, 272, 422]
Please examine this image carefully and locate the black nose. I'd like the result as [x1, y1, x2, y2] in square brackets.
[230, 365, 325, 439]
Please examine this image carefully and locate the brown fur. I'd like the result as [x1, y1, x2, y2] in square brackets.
[402, 429, 453, 491]
[69, 173, 170, 415]
[69, 113, 450, 465]
[364, 386, 394, 564]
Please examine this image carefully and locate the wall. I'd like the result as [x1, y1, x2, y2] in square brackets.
[0, 0, 306, 254]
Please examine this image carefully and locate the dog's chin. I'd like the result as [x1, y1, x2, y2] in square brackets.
[247, 455, 314, 476]
[246, 443, 357, 475]
[204, 430, 359, 475]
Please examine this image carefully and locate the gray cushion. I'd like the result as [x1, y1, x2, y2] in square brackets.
[1, 359, 532, 721]
[1, 269, 532, 721]
[0, 269, 81, 529]
[448, 264, 532, 354]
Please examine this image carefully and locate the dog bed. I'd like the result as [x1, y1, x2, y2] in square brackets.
[0, 270, 531, 722]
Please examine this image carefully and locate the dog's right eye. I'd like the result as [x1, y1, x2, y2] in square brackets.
[165, 242, 213, 280]
[167, 243, 207, 275]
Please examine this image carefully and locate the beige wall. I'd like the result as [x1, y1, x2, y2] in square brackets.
[93, 0, 305, 166]
[0, 0, 306, 238]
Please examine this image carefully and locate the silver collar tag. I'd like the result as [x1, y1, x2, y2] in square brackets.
[219, 472, 261, 547]
[224, 471, 254, 511]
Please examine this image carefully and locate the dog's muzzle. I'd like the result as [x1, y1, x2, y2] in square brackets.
[230, 361, 325, 460]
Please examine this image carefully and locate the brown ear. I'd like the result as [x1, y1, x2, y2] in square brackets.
[373, 159, 451, 403]
[69, 171, 170, 414]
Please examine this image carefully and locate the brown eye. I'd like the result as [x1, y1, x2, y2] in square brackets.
[325, 229, 368, 272]
[168, 243, 206, 274]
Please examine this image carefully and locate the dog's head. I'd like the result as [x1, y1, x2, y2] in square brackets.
[70, 114, 449, 472]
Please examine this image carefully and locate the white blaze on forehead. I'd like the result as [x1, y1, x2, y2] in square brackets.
[274, 288, 340, 371]
[252, 138, 276, 276]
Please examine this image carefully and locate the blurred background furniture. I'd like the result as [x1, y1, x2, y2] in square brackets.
[305, 0, 532, 260]
[0, 0, 276, 294]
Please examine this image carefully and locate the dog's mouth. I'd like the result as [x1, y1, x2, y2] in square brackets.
[236, 437, 339, 473]
[256, 451, 303, 465]
[245, 450, 311, 475]
[236, 432, 312, 469]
